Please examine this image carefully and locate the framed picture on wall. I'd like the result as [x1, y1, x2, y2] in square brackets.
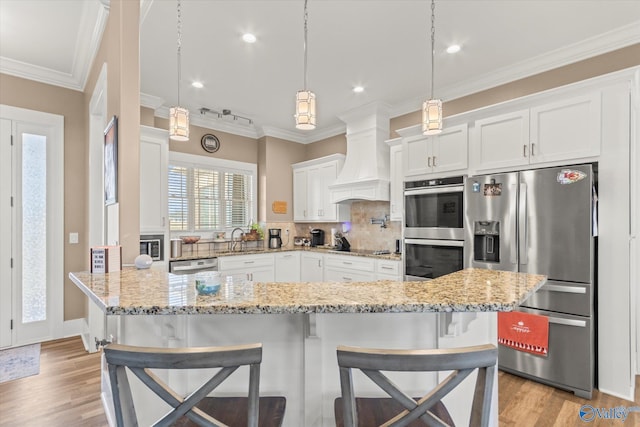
[104, 115, 118, 206]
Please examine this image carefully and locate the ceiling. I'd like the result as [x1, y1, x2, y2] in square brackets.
[1, 1, 639, 143]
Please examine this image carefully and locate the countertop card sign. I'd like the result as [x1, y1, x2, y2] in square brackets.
[91, 246, 122, 273]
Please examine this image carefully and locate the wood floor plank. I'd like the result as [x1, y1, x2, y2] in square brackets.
[1, 336, 638, 426]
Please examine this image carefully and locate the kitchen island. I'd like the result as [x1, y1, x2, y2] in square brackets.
[70, 268, 546, 427]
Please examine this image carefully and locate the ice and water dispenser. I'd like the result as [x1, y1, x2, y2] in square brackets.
[473, 220, 500, 263]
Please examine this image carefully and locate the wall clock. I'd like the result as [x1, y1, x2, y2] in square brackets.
[201, 134, 220, 153]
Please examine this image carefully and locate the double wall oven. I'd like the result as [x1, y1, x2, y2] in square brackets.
[404, 176, 465, 280]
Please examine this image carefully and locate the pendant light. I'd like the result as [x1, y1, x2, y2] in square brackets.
[295, 0, 316, 130]
[169, 0, 189, 141]
[422, 0, 442, 135]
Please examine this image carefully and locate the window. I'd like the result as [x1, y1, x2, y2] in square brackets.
[168, 152, 256, 232]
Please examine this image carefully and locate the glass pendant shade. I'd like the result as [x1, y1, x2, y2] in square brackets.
[169, 106, 190, 141]
[422, 98, 442, 135]
[295, 90, 316, 130]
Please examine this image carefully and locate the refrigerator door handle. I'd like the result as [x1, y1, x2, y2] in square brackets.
[548, 317, 587, 328]
[509, 183, 518, 264]
[519, 182, 528, 265]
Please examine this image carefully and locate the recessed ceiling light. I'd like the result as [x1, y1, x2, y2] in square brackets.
[353, 86, 364, 93]
[242, 33, 257, 43]
[192, 81, 204, 89]
[446, 44, 461, 54]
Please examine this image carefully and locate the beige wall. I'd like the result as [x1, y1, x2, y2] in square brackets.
[141, 106, 155, 126]
[262, 136, 307, 223]
[305, 133, 346, 160]
[155, 117, 258, 164]
[0, 73, 88, 321]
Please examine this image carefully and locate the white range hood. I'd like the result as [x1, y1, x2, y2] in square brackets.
[329, 103, 391, 204]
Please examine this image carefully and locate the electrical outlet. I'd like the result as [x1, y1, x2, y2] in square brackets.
[285, 229, 290, 235]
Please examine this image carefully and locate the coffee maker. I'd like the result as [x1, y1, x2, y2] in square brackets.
[310, 229, 325, 247]
[269, 229, 282, 249]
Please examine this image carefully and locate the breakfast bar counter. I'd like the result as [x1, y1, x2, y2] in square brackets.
[70, 268, 546, 427]
[70, 268, 545, 316]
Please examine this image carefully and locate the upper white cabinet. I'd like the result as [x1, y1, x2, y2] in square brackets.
[474, 93, 601, 171]
[292, 154, 350, 222]
[140, 126, 168, 233]
[387, 138, 403, 222]
[401, 124, 468, 178]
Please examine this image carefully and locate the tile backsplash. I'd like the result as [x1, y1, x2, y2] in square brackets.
[293, 201, 401, 252]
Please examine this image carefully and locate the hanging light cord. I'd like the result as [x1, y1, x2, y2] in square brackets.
[430, 0, 436, 100]
[177, 0, 183, 106]
[303, 0, 309, 91]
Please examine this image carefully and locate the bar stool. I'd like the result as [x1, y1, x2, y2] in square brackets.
[335, 343, 497, 427]
[104, 342, 286, 427]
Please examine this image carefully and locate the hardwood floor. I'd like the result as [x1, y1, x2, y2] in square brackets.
[0, 336, 638, 426]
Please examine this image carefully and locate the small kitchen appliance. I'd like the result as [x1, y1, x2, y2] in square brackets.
[335, 235, 351, 251]
[310, 229, 325, 247]
[269, 228, 283, 249]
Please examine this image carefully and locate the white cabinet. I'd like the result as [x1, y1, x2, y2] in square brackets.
[376, 259, 402, 281]
[300, 252, 324, 282]
[401, 124, 468, 178]
[474, 93, 601, 171]
[140, 126, 168, 233]
[387, 138, 403, 221]
[324, 254, 376, 282]
[218, 253, 275, 282]
[274, 251, 301, 282]
[292, 154, 350, 222]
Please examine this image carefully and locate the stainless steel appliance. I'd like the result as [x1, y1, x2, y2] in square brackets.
[404, 176, 464, 240]
[465, 164, 596, 398]
[140, 234, 163, 261]
[404, 238, 464, 280]
[269, 228, 282, 249]
[310, 229, 325, 247]
[404, 176, 465, 280]
[169, 257, 218, 274]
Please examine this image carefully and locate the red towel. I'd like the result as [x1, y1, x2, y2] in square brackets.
[498, 311, 549, 356]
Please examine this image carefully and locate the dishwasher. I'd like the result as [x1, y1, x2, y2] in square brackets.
[169, 258, 218, 274]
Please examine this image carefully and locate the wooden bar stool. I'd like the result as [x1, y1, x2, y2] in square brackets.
[335, 344, 497, 427]
[104, 342, 285, 427]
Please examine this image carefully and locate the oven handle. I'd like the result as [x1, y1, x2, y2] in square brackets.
[405, 238, 464, 247]
[404, 185, 464, 196]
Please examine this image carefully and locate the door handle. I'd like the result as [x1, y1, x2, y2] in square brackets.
[427, 156, 432, 168]
[433, 156, 437, 167]
[519, 182, 528, 265]
[523, 144, 528, 158]
[542, 284, 586, 294]
[548, 317, 587, 328]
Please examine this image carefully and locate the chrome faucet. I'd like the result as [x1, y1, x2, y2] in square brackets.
[370, 214, 390, 228]
[231, 227, 245, 251]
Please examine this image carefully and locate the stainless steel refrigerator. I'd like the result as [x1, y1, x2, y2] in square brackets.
[465, 164, 596, 398]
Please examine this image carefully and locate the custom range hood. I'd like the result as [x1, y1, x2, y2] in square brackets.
[329, 103, 391, 203]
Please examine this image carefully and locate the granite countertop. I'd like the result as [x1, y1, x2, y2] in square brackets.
[69, 268, 546, 316]
[171, 246, 402, 262]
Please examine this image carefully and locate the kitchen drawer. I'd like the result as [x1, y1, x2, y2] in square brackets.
[218, 253, 274, 270]
[520, 280, 592, 316]
[376, 259, 400, 276]
[325, 268, 376, 283]
[498, 307, 593, 397]
[325, 254, 375, 272]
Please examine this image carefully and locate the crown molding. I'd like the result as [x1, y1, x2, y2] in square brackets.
[391, 21, 640, 120]
[140, 92, 165, 110]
